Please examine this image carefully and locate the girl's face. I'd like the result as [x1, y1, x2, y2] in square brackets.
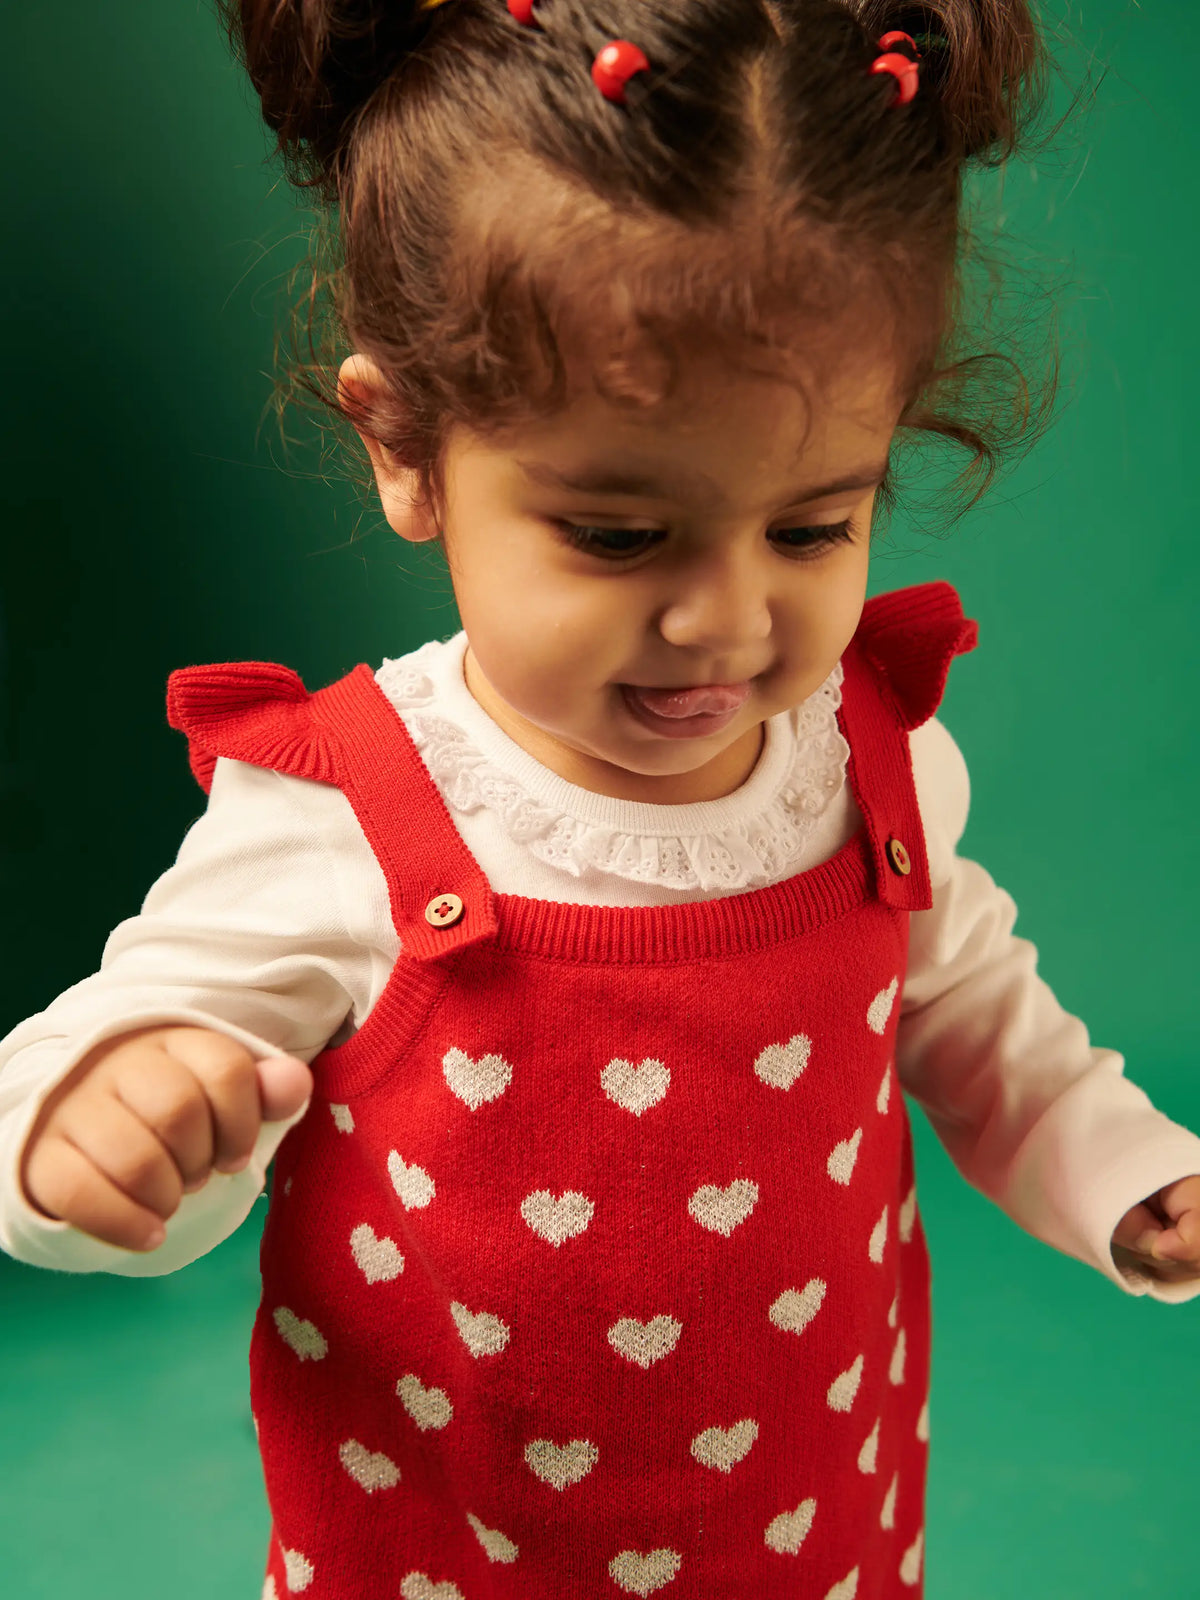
[375, 353, 902, 804]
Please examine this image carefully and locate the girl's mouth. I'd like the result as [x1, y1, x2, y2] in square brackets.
[619, 681, 751, 739]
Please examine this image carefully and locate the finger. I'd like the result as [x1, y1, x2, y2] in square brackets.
[1158, 1177, 1200, 1221]
[1111, 1201, 1162, 1251]
[255, 1055, 314, 1123]
[23, 1134, 170, 1252]
[51, 1086, 186, 1219]
[99, 1042, 219, 1189]
[1149, 1214, 1200, 1261]
[145, 1028, 263, 1176]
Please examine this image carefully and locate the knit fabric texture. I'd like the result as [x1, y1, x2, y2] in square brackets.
[166, 581, 979, 1600]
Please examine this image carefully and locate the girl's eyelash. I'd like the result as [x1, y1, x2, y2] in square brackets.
[554, 519, 856, 561]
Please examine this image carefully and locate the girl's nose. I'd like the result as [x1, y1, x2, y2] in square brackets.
[657, 548, 772, 654]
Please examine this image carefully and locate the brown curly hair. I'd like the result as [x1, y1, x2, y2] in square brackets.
[218, 0, 1083, 532]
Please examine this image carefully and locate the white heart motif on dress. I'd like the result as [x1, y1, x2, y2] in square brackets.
[607, 1315, 682, 1369]
[520, 1190, 594, 1246]
[466, 1511, 518, 1563]
[753, 1033, 812, 1090]
[397, 1373, 453, 1431]
[329, 1102, 355, 1133]
[442, 1046, 513, 1110]
[899, 1184, 917, 1242]
[868, 1205, 888, 1263]
[601, 1057, 670, 1116]
[524, 1437, 599, 1490]
[764, 1498, 817, 1554]
[880, 1471, 898, 1529]
[400, 1575, 464, 1600]
[826, 1353, 864, 1412]
[768, 1279, 827, 1337]
[867, 976, 899, 1035]
[349, 1223, 404, 1284]
[690, 1418, 758, 1473]
[916, 1397, 930, 1442]
[608, 1549, 682, 1595]
[889, 1328, 907, 1386]
[825, 1568, 860, 1600]
[857, 1417, 880, 1474]
[262, 1578, 277, 1600]
[273, 1306, 327, 1362]
[282, 1548, 313, 1592]
[688, 1178, 758, 1236]
[339, 1438, 400, 1492]
[450, 1301, 510, 1358]
[877, 1063, 892, 1113]
[900, 1528, 924, 1585]
[826, 1128, 863, 1185]
[388, 1151, 435, 1209]
[888, 1291, 899, 1329]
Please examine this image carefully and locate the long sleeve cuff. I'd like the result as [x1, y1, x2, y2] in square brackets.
[1002, 1061, 1200, 1304]
[0, 1007, 311, 1276]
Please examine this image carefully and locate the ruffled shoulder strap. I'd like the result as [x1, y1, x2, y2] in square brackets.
[165, 658, 496, 963]
[854, 580, 978, 730]
[165, 661, 339, 794]
[837, 581, 978, 911]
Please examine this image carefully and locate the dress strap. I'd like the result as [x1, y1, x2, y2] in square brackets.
[166, 579, 977, 944]
[166, 660, 497, 964]
[839, 581, 979, 911]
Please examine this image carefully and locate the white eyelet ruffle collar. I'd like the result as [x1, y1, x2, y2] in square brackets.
[374, 634, 850, 893]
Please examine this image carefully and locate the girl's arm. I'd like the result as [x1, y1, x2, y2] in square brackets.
[902, 719, 1200, 1302]
[0, 757, 379, 1276]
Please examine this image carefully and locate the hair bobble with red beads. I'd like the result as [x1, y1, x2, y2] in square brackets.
[505, 0, 649, 104]
[498, 5, 923, 111]
[871, 29, 923, 107]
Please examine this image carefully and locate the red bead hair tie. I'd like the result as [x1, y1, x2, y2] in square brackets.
[591, 39, 651, 104]
[505, 2, 649, 105]
[871, 30, 921, 107]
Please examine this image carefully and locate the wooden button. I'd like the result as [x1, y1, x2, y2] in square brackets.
[886, 838, 911, 876]
[424, 892, 465, 928]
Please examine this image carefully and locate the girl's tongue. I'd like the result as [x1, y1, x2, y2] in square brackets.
[627, 683, 750, 719]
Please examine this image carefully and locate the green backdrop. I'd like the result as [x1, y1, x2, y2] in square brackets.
[2, 2, 1196, 1596]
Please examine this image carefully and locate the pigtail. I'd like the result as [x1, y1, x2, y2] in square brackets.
[836, 2, 1051, 164]
[217, 0, 449, 192]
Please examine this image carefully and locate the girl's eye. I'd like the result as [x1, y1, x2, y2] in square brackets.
[769, 519, 856, 557]
[554, 524, 664, 559]
[554, 519, 856, 562]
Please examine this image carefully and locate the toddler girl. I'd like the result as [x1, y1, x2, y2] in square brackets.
[4, 2, 1200, 1598]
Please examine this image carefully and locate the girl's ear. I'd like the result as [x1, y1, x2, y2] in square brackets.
[337, 353, 441, 544]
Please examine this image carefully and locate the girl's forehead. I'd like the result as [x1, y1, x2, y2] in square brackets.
[494, 355, 903, 462]
[452, 373, 897, 516]
[511, 445, 891, 514]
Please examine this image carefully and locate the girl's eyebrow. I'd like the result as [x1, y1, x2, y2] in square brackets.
[516, 457, 889, 505]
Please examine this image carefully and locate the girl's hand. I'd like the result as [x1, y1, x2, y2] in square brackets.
[1111, 1176, 1200, 1285]
[18, 1025, 313, 1253]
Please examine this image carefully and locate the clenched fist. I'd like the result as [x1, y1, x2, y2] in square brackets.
[19, 1025, 313, 1253]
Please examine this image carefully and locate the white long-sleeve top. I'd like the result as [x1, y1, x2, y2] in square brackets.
[3, 632, 1200, 1303]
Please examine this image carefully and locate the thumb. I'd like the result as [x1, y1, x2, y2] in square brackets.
[1112, 1200, 1164, 1254]
[256, 1054, 315, 1122]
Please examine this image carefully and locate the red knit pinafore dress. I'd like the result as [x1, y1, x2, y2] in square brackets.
[167, 580, 977, 1600]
